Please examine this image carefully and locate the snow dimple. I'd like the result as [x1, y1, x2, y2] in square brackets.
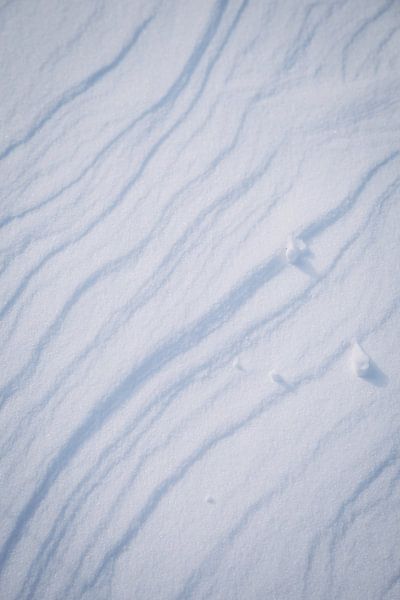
[232, 356, 245, 372]
[268, 369, 293, 391]
[350, 340, 370, 377]
[269, 369, 283, 384]
[285, 234, 307, 265]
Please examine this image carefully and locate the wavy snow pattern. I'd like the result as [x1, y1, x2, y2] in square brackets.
[1, 1, 400, 599]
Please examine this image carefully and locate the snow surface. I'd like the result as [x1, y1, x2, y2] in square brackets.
[1, 1, 400, 599]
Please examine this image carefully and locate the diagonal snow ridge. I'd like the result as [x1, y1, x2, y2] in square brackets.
[1, 1, 400, 599]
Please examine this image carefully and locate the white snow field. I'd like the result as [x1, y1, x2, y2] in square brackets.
[1, 0, 400, 598]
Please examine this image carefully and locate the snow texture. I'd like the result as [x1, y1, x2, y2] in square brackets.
[1, 1, 400, 599]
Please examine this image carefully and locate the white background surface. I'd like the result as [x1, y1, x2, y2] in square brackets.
[1, 1, 400, 598]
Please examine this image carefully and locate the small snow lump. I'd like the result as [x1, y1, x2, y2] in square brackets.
[285, 235, 306, 264]
[350, 340, 370, 377]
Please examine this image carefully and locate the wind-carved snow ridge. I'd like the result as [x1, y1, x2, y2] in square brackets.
[1, 0, 400, 599]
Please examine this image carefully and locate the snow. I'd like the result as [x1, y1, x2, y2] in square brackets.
[1, 1, 400, 599]
[350, 339, 371, 378]
[285, 235, 307, 265]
